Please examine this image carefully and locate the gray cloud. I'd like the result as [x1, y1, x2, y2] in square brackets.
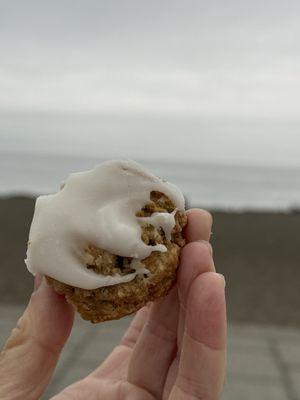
[0, 0, 300, 166]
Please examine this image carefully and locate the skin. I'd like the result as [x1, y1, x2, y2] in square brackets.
[0, 209, 226, 400]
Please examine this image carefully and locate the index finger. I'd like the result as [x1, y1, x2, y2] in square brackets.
[184, 209, 213, 243]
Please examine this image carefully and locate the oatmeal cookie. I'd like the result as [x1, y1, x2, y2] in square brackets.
[47, 191, 187, 323]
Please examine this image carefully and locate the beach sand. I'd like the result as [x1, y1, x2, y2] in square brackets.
[1, 197, 299, 326]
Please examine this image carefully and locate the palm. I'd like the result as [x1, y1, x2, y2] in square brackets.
[52, 210, 226, 400]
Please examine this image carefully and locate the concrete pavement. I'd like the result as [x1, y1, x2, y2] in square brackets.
[1, 305, 300, 400]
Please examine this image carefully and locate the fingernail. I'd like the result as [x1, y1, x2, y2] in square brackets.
[196, 240, 213, 255]
[217, 273, 226, 288]
[33, 275, 43, 292]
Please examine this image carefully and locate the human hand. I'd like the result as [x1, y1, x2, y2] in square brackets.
[0, 209, 226, 400]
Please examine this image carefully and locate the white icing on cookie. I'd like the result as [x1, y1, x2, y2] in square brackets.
[25, 160, 185, 289]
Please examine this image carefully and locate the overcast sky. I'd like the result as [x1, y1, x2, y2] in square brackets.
[1, 0, 300, 167]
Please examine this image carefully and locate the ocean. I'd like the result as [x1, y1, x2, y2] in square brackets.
[1, 152, 299, 211]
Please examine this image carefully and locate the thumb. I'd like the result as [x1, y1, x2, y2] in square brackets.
[0, 276, 74, 400]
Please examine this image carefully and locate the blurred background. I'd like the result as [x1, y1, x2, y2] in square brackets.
[1, 1, 300, 399]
